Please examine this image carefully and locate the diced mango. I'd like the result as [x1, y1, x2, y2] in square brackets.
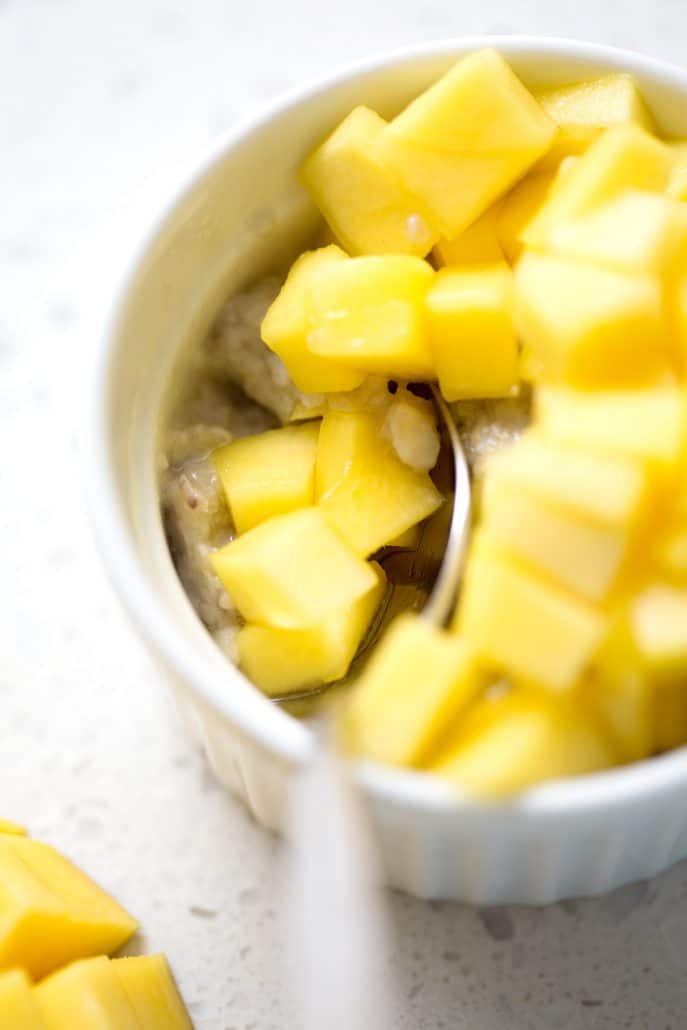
[261, 247, 365, 393]
[425, 265, 518, 401]
[631, 584, 687, 675]
[383, 389, 440, 471]
[482, 477, 628, 603]
[523, 125, 672, 248]
[35, 957, 138, 1030]
[0, 820, 26, 836]
[433, 209, 503, 267]
[656, 526, 687, 582]
[376, 49, 555, 238]
[514, 250, 669, 387]
[432, 688, 615, 796]
[0, 836, 137, 980]
[306, 255, 434, 378]
[667, 140, 687, 200]
[495, 171, 556, 263]
[346, 614, 483, 766]
[113, 955, 192, 1030]
[211, 507, 379, 628]
[535, 385, 687, 465]
[299, 106, 437, 257]
[0, 969, 45, 1029]
[236, 563, 386, 695]
[315, 411, 443, 555]
[535, 74, 654, 168]
[213, 422, 320, 534]
[387, 525, 422, 549]
[455, 532, 607, 693]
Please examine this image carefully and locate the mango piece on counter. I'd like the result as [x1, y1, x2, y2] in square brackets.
[514, 250, 669, 387]
[376, 49, 555, 239]
[236, 563, 386, 695]
[433, 209, 504, 267]
[482, 477, 628, 603]
[432, 688, 615, 796]
[213, 422, 320, 534]
[299, 106, 437, 257]
[535, 74, 654, 168]
[306, 255, 434, 379]
[425, 265, 518, 401]
[315, 411, 443, 556]
[346, 614, 484, 766]
[0, 969, 45, 1029]
[631, 584, 687, 675]
[0, 836, 137, 980]
[455, 532, 606, 693]
[667, 140, 687, 200]
[543, 190, 687, 275]
[535, 385, 687, 465]
[261, 247, 365, 393]
[0, 820, 26, 836]
[494, 170, 556, 263]
[35, 957, 137, 1030]
[522, 125, 672, 248]
[211, 507, 379, 628]
[113, 955, 192, 1029]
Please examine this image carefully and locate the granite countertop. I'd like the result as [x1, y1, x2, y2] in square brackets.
[3, 1, 687, 1026]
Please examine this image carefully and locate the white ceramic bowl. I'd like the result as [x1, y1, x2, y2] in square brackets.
[88, 36, 687, 904]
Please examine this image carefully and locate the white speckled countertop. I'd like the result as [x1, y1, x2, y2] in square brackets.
[3, 1, 687, 1027]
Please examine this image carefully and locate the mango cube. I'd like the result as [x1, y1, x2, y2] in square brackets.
[0, 836, 137, 980]
[211, 507, 379, 628]
[315, 411, 443, 555]
[299, 106, 437, 257]
[346, 614, 483, 766]
[306, 255, 434, 378]
[261, 247, 365, 393]
[495, 171, 556, 263]
[213, 422, 320, 534]
[425, 265, 518, 401]
[432, 689, 615, 796]
[523, 125, 672, 248]
[535, 74, 654, 168]
[631, 584, 687, 675]
[455, 532, 607, 693]
[236, 564, 386, 695]
[35, 957, 137, 1030]
[0, 969, 45, 1029]
[433, 209, 503, 267]
[514, 250, 668, 387]
[113, 955, 192, 1029]
[376, 49, 555, 239]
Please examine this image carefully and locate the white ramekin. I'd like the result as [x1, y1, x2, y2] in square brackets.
[87, 36, 687, 904]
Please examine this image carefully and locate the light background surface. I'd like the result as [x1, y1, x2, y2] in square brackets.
[3, 1, 687, 1027]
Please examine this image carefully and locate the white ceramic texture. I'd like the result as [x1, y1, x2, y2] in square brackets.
[89, 37, 687, 904]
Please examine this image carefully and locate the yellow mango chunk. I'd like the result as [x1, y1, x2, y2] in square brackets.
[536, 385, 687, 465]
[0, 837, 137, 980]
[425, 264, 518, 401]
[495, 171, 556, 263]
[433, 209, 503, 267]
[482, 477, 628, 603]
[376, 49, 555, 239]
[591, 613, 655, 761]
[667, 140, 687, 200]
[113, 955, 192, 1030]
[0, 820, 26, 836]
[387, 524, 422, 549]
[261, 247, 364, 393]
[432, 688, 615, 796]
[211, 507, 379, 628]
[346, 614, 483, 766]
[483, 432, 649, 529]
[0, 969, 45, 1029]
[631, 584, 687, 675]
[514, 250, 669, 387]
[35, 957, 137, 1030]
[456, 532, 607, 693]
[306, 255, 434, 378]
[523, 125, 672, 248]
[535, 74, 654, 168]
[544, 190, 687, 275]
[299, 106, 437, 257]
[236, 564, 386, 695]
[213, 422, 320, 534]
[656, 526, 687, 583]
[315, 411, 443, 555]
